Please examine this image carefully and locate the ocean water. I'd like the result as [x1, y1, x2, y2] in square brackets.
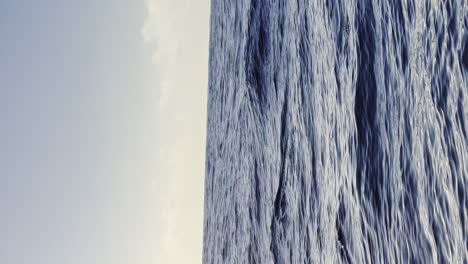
[202, 0, 468, 263]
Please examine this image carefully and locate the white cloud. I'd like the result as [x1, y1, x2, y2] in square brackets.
[141, 0, 210, 263]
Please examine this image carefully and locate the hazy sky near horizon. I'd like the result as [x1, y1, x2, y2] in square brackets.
[1, 0, 209, 263]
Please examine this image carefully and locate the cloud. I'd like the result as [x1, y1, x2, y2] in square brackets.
[141, 0, 210, 263]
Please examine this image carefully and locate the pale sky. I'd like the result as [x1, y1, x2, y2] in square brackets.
[142, 0, 210, 262]
[1, 0, 209, 263]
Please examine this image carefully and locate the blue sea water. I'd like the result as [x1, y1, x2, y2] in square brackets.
[203, 0, 468, 263]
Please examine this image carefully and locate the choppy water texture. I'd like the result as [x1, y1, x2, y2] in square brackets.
[203, 0, 468, 263]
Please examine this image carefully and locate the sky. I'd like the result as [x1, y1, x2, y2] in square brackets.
[0, 0, 210, 263]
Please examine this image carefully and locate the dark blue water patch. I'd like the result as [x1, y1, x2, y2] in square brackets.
[407, 0, 415, 23]
[433, 70, 450, 113]
[461, 37, 468, 71]
[355, 0, 385, 217]
[252, 160, 261, 221]
[456, 91, 466, 139]
[445, 0, 458, 42]
[245, 0, 271, 103]
[393, 0, 409, 70]
[336, 14, 351, 55]
[355, 0, 378, 146]
[221, 240, 228, 261]
[325, 0, 342, 26]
